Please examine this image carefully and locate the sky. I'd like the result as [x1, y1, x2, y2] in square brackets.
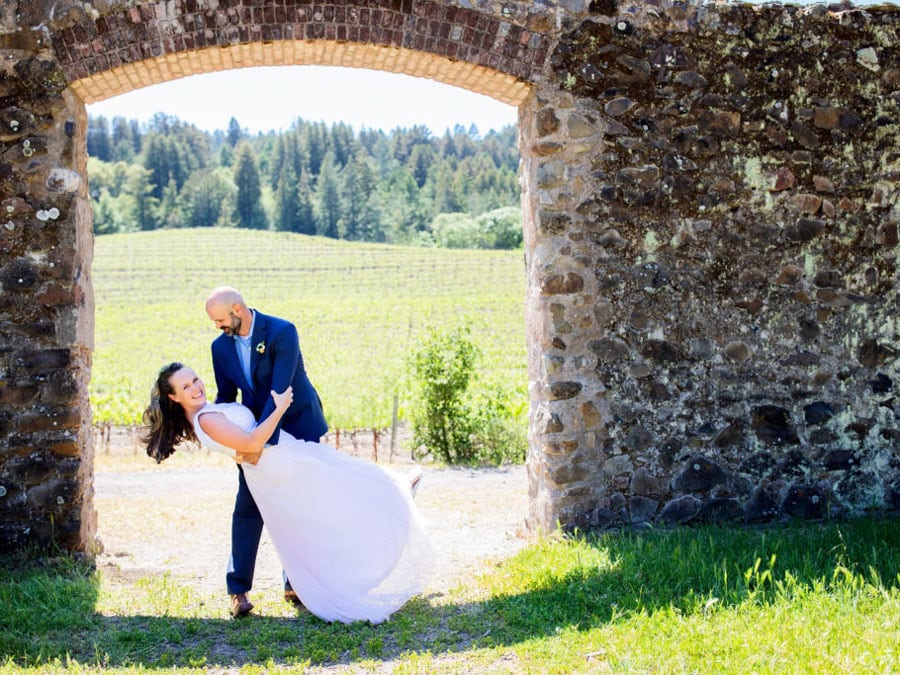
[86, 65, 518, 136]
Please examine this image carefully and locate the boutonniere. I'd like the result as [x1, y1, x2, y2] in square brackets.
[256, 341, 266, 355]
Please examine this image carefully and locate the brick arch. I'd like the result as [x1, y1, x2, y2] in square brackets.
[51, 2, 550, 106]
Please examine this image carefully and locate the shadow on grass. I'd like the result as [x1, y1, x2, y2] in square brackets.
[3, 516, 900, 669]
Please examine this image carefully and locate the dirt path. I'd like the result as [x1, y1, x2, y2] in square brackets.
[93, 453, 531, 601]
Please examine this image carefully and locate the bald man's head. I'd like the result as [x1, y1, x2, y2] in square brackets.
[205, 286, 251, 337]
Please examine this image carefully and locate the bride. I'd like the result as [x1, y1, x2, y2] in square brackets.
[141, 362, 433, 624]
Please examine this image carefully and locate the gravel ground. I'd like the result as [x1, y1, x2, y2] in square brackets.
[93, 449, 531, 603]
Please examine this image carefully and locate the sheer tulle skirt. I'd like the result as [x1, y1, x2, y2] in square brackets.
[243, 438, 433, 624]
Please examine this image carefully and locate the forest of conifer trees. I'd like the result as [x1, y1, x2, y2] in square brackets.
[86, 113, 523, 249]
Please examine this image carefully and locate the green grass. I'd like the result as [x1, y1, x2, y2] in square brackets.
[2, 519, 899, 673]
[90, 229, 526, 429]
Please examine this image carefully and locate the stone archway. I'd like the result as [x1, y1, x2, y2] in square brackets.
[52, 2, 546, 106]
[0, 0, 553, 554]
[1, 1, 899, 556]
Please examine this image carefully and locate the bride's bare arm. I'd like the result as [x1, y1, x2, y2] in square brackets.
[198, 387, 293, 457]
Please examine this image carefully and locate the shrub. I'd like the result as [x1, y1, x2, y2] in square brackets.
[469, 383, 528, 464]
[409, 324, 479, 464]
[427, 207, 523, 250]
[408, 323, 527, 465]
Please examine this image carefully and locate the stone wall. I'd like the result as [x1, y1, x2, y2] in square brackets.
[0, 0, 897, 554]
[0, 37, 96, 552]
[521, 2, 899, 531]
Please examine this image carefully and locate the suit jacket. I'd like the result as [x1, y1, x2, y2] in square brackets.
[210, 310, 328, 444]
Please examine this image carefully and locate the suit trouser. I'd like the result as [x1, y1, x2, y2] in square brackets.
[226, 465, 269, 595]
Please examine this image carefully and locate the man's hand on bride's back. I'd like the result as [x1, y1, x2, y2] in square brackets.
[272, 386, 293, 412]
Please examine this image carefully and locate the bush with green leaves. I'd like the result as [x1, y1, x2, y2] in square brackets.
[409, 324, 478, 463]
[469, 382, 528, 464]
[428, 206, 522, 250]
[408, 323, 526, 465]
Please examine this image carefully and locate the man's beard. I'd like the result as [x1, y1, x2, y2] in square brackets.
[223, 317, 242, 336]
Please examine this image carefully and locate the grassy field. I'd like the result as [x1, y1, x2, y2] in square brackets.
[3, 517, 899, 673]
[90, 229, 527, 430]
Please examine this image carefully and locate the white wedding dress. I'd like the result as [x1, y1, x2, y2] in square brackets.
[193, 402, 434, 624]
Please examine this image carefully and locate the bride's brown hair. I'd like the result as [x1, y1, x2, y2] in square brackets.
[140, 362, 198, 463]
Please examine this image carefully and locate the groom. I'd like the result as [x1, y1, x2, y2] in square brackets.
[205, 286, 328, 618]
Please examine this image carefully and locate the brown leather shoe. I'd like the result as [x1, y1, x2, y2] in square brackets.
[284, 589, 304, 608]
[230, 593, 253, 618]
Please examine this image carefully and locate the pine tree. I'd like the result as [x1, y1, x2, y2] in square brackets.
[295, 168, 316, 236]
[87, 115, 112, 161]
[269, 134, 286, 191]
[129, 119, 143, 154]
[305, 122, 329, 176]
[141, 134, 169, 200]
[331, 122, 355, 167]
[183, 168, 233, 227]
[314, 152, 342, 238]
[342, 153, 379, 241]
[274, 163, 299, 232]
[233, 141, 267, 229]
[407, 144, 435, 188]
[159, 178, 186, 228]
[124, 164, 159, 231]
[226, 117, 243, 148]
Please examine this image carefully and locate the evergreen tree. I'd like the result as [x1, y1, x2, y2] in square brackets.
[111, 138, 135, 163]
[330, 122, 355, 168]
[218, 144, 234, 168]
[255, 132, 278, 184]
[430, 161, 463, 214]
[407, 143, 435, 188]
[232, 141, 267, 229]
[142, 134, 169, 199]
[440, 129, 458, 160]
[391, 124, 432, 165]
[142, 131, 196, 200]
[177, 124, 211, 171]
[226, 117, 243, 148]
[269, 134, 286, 192]
[342, 153, 379, 241]
[314, 151, 342, 238]
[124, 164, 159, 231]
[159, 178, 186, 228]
[286, 130, 305, 178]
[376, 167, 427, 243]
[305, 121, 329, 176]
[183, 168, 233, 228]
[295, 168, 316, 236]
[129, 119, 143, 154]
[110, 116, 132, 149]
[274, 163, 299, 232]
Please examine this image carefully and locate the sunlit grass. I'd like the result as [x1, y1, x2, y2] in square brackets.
[3, 518, 899, 673]
[91, 229, 526, 430]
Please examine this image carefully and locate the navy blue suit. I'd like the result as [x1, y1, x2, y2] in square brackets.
[211, 310, 328, 595]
